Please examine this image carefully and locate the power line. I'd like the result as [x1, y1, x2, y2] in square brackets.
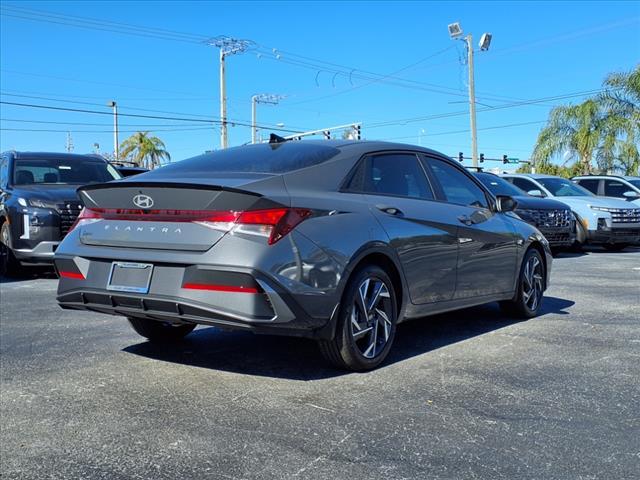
[0, 101, 301, 133]
[0, 127, 214, 133]
[0, 91, 311, 131]
[363, 88, 609, 129]
[0, 117, 213, 128]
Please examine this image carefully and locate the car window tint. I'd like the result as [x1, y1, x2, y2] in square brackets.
[428, 159, 488, 208]
[604, 180, 628, 197]
[363, 154, 433, 199]
[577, 178, 599, 194]
[510, 177, 539, 193]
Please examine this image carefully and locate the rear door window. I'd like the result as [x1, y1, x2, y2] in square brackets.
[356, 153, 434, 199]
[510, 177, 541, 195]
[576, 178, 600, 194]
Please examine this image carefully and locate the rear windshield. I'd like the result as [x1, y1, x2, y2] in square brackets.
[475, 173, 526, 197]
[13, 158, 120, 185]
[150, 143, 341, 176]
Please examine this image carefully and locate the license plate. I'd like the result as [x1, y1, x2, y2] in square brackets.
[107, 262, 153, 294]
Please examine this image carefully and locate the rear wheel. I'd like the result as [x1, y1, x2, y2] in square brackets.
[603, 243, 629, 252]
[318, 265, 397, 371]
[127, 317, 196, 343]
[500, 248, 545, 319]
[0, 223, 19, 278]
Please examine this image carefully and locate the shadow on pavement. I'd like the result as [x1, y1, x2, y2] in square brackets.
[0, 266, 57, 284]
[123, 296, 574, 380]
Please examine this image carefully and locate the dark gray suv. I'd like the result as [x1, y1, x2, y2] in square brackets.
[55, 141, 552, 370]
[0, 151, 120, 275]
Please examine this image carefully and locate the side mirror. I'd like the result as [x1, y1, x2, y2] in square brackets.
[527, 189, 545, 197]
[496, 195, 518, 212]
[622, 191, 640, 199]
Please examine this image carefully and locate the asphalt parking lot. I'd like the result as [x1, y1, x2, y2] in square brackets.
[1, 246, 639, 480]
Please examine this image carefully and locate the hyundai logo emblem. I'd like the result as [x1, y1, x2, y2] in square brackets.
[133, 194, 154, 209]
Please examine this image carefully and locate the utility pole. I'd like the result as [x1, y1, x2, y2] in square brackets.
[448, 23, 492, 168]
[108, 100, 119, 161]
[251, 94, 285, 143]
[465, 34, 479, 168]
[207, 36, 253, 149]
[65, 132, 74, 152]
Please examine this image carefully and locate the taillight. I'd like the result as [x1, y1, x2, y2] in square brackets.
[68, 207, 102, 232]
[68, 207, 311, 244]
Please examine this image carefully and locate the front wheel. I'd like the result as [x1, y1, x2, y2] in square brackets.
[0, 223, 19, 278]
[128, 317, 196, 343]
[500, 248, 545, 319]
[318, 265, 398, 371]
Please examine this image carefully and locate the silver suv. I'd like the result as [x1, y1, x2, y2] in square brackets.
[572, 175, 640, 207]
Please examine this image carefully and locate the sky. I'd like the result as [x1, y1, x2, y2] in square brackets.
[1, 0, 639, 168]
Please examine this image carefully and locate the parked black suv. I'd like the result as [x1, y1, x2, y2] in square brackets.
[0, 151, 120, 274]
[474, 172, 575, 250]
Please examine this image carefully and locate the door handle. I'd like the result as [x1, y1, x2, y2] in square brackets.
[376, 205, 404, 216]
[458, 214, 473, 226]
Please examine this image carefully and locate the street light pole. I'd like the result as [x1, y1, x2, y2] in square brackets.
[108, 101, 119, 161]
[207, 36, 253, 149]
[251, 94, 285, 144]
[251, 95, 258, 144]
[448, 23, 492, 169]
[465, 34, 479, 168]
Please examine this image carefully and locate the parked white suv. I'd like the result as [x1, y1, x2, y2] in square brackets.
[572, 175, 640, 207]
[501, 174, 640, 251]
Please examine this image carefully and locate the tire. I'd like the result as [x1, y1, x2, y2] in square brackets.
[318, 265, 398, 371]
[127, 317, 196, 343]
[500, 248, 545, 319]
[0, 223, 20, 278]
[603, 243, 629, 252]
[571, 221, 586, 252]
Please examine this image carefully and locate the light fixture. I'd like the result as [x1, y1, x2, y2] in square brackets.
[448, 22, 463, 39]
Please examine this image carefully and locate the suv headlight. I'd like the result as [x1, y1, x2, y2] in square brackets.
[28, 198, 58, 209]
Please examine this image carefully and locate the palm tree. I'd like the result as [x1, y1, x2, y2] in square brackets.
[119, 132, 171, 169]
[598, 66, 640, 175]
[532, 99, 605, 175]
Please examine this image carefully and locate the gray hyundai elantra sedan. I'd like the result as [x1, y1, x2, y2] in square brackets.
[55, 140, 552, 370]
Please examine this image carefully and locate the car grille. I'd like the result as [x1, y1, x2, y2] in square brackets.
[57, 202, 83, 236]
[517, 209, 573, 229]
[542, 232, 573, 245]
[608, 208, 640, 224]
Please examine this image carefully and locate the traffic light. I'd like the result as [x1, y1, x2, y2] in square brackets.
[323, 130, 331, 140]
[458, 152, 464, 162]
[503, 154, 508, 164]
[354, 124, 361, 140]
[479, 153, 485, 163]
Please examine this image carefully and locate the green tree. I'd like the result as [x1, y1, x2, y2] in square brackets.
[119, 132, 171, 169]
[532, 99, 605, 175]
[598, 66, 640, 175]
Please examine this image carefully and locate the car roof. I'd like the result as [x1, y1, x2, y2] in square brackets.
[501, 173, 558, 179]
[3, 151, 107, 162]
[183, 140, 453, 165]
[573, 175, 639, 181]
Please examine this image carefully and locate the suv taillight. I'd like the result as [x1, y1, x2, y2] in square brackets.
[68, 207, 311, 245]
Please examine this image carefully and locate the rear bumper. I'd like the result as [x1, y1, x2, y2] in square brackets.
[55, 255, 334, 339]
[13, 241, 59, 264]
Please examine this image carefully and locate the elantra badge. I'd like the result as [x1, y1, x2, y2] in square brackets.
[133, 194, 154, 209]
